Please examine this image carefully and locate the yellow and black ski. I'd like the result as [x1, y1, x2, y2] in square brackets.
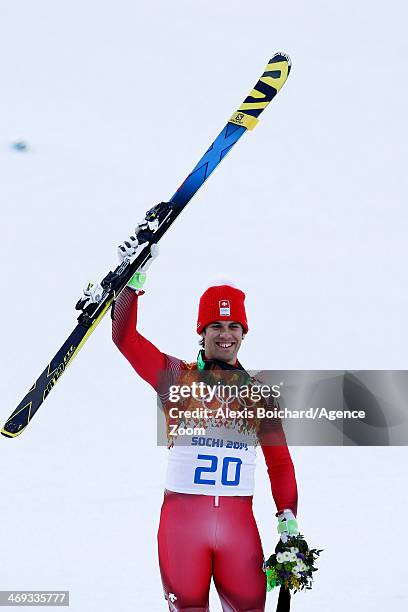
[1, 52, 291, 438]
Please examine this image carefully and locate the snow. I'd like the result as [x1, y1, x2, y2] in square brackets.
[1, 0, 407, 610]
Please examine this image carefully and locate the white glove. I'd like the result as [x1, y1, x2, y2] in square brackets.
[117, 218, 159, 262]
[117, 234, 140, 261]
[277, 509, 299, 543]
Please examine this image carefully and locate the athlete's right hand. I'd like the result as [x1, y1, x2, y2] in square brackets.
[117, 221, 147, 262]
[126, 243, 159, 293]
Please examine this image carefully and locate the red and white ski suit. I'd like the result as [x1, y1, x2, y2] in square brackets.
[112, 289, 298, 611]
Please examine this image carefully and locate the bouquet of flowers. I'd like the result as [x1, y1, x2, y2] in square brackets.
[263, 534, 322, 593]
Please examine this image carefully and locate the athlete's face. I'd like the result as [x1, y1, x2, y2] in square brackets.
[202, 321, 244, 365]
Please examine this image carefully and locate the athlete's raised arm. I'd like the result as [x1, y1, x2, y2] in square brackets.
[111, 239, 181, 392]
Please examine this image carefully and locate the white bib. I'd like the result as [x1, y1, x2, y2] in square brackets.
[165, 425, 258, 496]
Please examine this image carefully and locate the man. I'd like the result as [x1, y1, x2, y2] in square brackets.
[112, 243, 298, 612]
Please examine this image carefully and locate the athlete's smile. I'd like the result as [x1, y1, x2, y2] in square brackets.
[203, 321, 244, 364]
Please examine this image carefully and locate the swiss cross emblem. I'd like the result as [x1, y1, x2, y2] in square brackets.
[219, 299, 230, 316]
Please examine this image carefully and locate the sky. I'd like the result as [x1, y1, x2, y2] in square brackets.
[1, 1, 407, 610]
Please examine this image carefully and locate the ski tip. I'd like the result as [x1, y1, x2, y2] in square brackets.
[271, 52, 292, 68]
[1, 425, 24, 438]
[1, 428, 14, 438]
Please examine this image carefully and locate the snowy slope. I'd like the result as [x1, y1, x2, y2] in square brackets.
[1, 1, 407, 610]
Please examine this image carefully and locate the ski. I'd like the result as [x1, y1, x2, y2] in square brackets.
[1, 52, 291, 438]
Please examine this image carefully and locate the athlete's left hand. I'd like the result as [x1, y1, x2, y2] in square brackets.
[277, 509, 299, 543]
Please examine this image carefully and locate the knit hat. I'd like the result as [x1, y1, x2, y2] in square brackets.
[197, 283, 248, 334]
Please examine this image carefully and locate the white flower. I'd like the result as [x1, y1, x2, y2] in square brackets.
[276, 553, 284, 563]
[282, 551, 292, 562]
[296, 560, 308, 572]
[289, 552, 298, 562]
[290, 547, 299, 554]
